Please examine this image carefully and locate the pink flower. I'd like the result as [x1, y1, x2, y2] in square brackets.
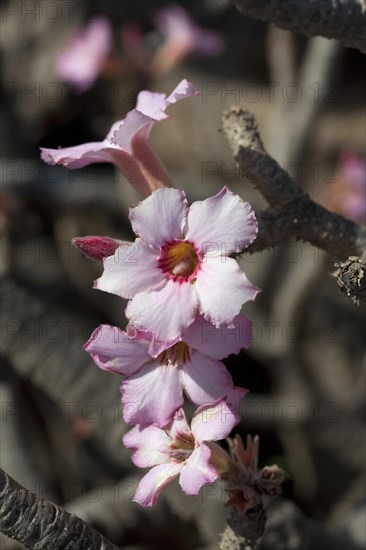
[40, 79, 199, 196]
[95, 186, 260, 341]
[84, 314, 250, 427]
[323, 153, 366, 224]
[55, 17, 112, 92]
[152, 4, 225, 74]
[123, 401, 239, 506]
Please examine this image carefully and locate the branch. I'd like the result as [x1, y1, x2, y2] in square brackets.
[0, 468, 120, 550]
[231, 0, 366, 53]
[221, 107, 366, 260]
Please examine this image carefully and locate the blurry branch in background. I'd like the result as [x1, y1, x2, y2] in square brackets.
[231, 0, 366, 54]
[221, 108, 366, 302]
[0, 468, 120, 550]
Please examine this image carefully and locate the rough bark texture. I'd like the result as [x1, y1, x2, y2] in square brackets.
[220, 505, 266, 549]
[231, 0, 366, 53]
[221, 107, 366, 260]
[0, 468, 120, 550]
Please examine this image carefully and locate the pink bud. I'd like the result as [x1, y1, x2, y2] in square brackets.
[72, 236, 121, 261]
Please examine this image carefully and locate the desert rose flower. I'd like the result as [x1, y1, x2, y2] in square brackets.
[40, 79, 199, 196]
[55, 17, 112, 92]
[323, 153, 366, 224]
[123, 401, 239, 506]
[84, 313, 251, 427]
[95, 186, 260, 340]
[152, 4, 225, 74]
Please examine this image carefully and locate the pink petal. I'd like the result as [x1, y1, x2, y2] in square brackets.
[129, 188, 188, 248]
[195, 256, 260, 326]
[40, 142, 121, 168]
[56, 17, 112, 89]
[123, 425, 171, 467]
[126, 279, 199, 341]
[121, 360, 183, 427]
[133, 462, 182, 506]
[95, 239, 163, 299]
[182, 351, 238, 406]
[191, 398, 242, 442]
[84, 325, 149, 376]
[186, 187, 258, 255]
[179, 444, 218, 495]
[183, 313, 253, 359]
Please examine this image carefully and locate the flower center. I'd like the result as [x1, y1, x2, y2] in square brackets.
[169, 431, 195, 462]
[159, 342, 191, 366]
[159, 241, 200, 281]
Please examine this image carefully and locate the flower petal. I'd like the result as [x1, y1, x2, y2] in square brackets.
[179, 444, 218, 495]
[121, 360, 183, 427]
[195, 256, 260, 326]
[191, 398, 242, 442]
[182, 351, 238, 406]
[183, 313, 252, 359]
[133, 462, 182, 506]
[129, 188, 188, 248]
[126, 279, 198, 341]
[185, 187, 258, 255]
[95, 239, 162, 299]
[165, 408, 191, 440]
[84, 325, 149, 376]
[40, 142, 120, 168]
[123, 425, 171, 467]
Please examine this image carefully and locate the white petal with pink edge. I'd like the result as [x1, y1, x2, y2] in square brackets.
[183, 313, 253, 359]
[95, 239, 162, 299]
[191, 399, 241, 443]
[84, 325, 149, 376]
[123, 425, 172, 468]
[195, 256, 260, 326]
[126, 279, 198, 341]
[181, 351, 236, 405]
[133, 462, 182, 506]
[185, 187, 257, 255]
[121, 360, 183, 427]
[129, 188, 188, 248]
[179, 444, 219, 495]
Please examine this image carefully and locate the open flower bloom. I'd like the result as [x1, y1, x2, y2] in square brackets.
[40, 79, 199, 196]
[152, 4, 225, 74]
[95, 186, 260, 341]
[84, 313, 251, 427]
[55, 17, 112, 92]
[123, 401, 239, 506]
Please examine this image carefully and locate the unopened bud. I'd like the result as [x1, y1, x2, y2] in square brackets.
[72, 236, 122, 261]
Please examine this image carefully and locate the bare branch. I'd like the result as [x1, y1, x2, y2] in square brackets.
[221, 107, 366, 260]
[231, 0, 366, 53]
[0, 468, 120, 550]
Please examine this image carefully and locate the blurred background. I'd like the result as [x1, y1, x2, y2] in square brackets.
[1, 0, 365, 548]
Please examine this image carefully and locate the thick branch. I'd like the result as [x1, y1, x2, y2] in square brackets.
[231, 0, 366, 53]
[0, 468, 120, 550]
[222, 107, 366, 260]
